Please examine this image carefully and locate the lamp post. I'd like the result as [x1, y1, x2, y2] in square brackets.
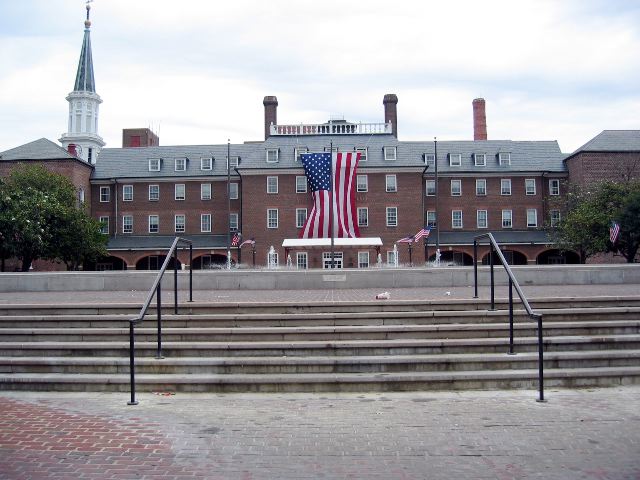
[434, 137, 440, 253]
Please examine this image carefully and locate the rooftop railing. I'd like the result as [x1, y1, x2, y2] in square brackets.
[270, 121, 392, 136]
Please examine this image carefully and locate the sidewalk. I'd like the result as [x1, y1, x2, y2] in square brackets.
[1, 387, 639, 479]
[0, 283, 639, 305]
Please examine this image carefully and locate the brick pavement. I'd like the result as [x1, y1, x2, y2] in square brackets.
[0, 388, 639, 479]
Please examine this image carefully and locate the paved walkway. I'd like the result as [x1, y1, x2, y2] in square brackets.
[0, 388, 639, 479]
[0, 283, 639, 305]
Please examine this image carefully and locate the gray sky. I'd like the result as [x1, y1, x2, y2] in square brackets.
[1, 0, 638, 153]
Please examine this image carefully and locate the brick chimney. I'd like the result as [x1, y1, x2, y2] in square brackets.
[67, 144, 78, 157]
[472, 98, 487, 140]
[263, 96, 278, 140]
[383, 94, 398, 137]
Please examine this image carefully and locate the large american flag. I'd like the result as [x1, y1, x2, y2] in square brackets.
[300, 151, 361, 238]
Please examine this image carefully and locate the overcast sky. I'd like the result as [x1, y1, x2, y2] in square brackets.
[1, 0, 638, 153]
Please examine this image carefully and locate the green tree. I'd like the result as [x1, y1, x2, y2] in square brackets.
[0, 164, 106, 271]
[550, 181, 640, 263]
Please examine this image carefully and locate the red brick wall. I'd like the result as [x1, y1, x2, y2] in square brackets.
[566, 151, 640, 186]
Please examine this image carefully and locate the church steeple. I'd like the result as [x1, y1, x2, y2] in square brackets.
[60, 1, 105, 164]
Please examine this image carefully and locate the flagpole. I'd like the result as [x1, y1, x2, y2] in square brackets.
[329, 140, 335, 269]
[434, 137, 440, 254]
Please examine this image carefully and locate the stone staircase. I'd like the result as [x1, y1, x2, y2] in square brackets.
[1, 297, 639, 393]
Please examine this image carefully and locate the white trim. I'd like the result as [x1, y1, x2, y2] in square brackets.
[282, 237, 383, 248]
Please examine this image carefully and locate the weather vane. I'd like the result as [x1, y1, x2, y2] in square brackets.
[85, 0, 93, 26]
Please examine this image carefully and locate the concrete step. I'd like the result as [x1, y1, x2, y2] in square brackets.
[1, 334, 639, 357]
[3, 350, 640, 375]
[1, 366, 639, 392]
[1, 320, 638, 342]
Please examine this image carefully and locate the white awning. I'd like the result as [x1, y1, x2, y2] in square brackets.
[282, 237, 383, 248]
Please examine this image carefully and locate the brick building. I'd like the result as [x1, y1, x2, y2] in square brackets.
[2, 6, 638, 270]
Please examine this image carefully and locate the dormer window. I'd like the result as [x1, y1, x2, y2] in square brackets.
[148, 158, 160, 171]
[294, 147, 308, 162]
[383, 146, 397, 161]
[424, 153, 435, 168]
[474, 153, 486, 166]
[355, 147, 368, 161]
[175, 157, 187, 171]
[324, 146, 339, 153]
[226, 157, 240, 170]
[449, 153, 462, 166]
[201, 157, 212, 170]
[499, 152, 511, 165]
[266, 148, 279, 163]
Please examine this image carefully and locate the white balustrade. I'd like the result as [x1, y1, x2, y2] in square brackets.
[270, 122, 392, 136]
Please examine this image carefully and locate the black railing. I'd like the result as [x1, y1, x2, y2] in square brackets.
[128, 237, 193, 405]
[473, 233, 546, 402]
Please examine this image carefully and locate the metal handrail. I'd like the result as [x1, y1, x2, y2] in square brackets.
[127, 237, 193, 405]
[473, 233, 546, 402]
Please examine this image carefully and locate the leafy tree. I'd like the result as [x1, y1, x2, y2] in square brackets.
[0, 164, 106, 271]
[550, 181, 640, 263]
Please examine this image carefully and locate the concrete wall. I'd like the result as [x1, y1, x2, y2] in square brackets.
[0, 265, 639, 293]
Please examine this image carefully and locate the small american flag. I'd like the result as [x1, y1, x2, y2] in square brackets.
[231, 232, 240, 246]
[299, 151, 360, 239]
[413, 227, 431, 242]
[240, 238, 255, 248]
[610, 222, 621, 244]
[396, 235, 414, 244]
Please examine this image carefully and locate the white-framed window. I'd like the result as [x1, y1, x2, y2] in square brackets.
[525, 178, 536, 195]
[426, 210, 436, 228]
[324, 146, 338, 153]
[296, 252, 308, 270]
[229, 213, 238, 232]
[449, 153, 462, 166]
[387, 250, 397, 266]
[296, 208, 307, 228]
[384, 146, 397, 161]
[355, 147, 368, 161]
[527, 209, 538, 227]
[550, 209, 561, 227]
[549, 179, 560, 195]
[175, 184, 185, 200]
[358, 251, 370, 268]
[122, 185, 133, 202]
[501, 179, 512, 195]
[296, 176, 307, 193]
[149, 184, 159, 201]
[499, 152, 511, 165]
[78, 188, 85, 204]
[201, 157, 212, 170]
[174, 214, 185, 233]
[226, 156, 240, 169]
[267, 176, 278, 194]
[424, 153, 435, 168]
[502, 209, 512, 228]
[476, 179, 487, 196]
[148, 215, 159, 233]
[122, 215, 133, 234]
[452, 210, 463, 228]
[175, 157, 186, 171]
[386, 207, 398, 227]
[229, 182, 238, 199]
[148, 158, 160, 171]
[99, 216, 109, 234]
[266, 148, 279, 163]
[474, 153, 486, 166]
[201, 214, 211, 233]
[426, 179, 436, 196]
[477, 210, 488, 229]
[386, 174, 397, 192]
[294, 147, 308, 162]
[451, 179, 461, 196]
[357, 207, 369, 227]
[357, 175, 368, 192]
[268, 251, 279, 267]
[201, 183, 212, 200]
[99, 186, 110, 202]
[267, 209, 279, 229]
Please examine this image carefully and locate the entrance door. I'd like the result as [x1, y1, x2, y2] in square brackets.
[323, 252, 343, 269]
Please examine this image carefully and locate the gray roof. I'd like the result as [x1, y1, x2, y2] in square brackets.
[0, 138, 79, 161]
[93, 135, 566, 180]
[571, 130, 640, 155]
[107, 234, 230, 250]
[73, 27, 96, 93]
